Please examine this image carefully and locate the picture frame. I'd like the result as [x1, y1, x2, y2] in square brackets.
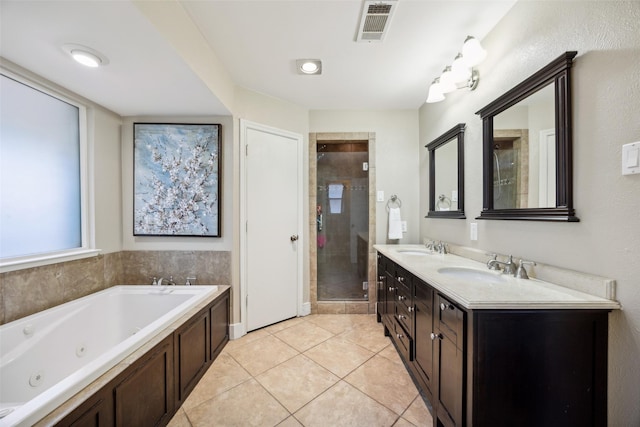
[133, 123, 221, 237]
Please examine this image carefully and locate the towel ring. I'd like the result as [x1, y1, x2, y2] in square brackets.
[436, 194, 451, 211]
[386, 195, 402, 211]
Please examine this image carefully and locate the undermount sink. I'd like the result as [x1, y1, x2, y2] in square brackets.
[437, 267, 508, 283]
[397, 249, 432, 256]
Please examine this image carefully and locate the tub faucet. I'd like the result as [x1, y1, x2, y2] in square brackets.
[158, 276, 176, 286]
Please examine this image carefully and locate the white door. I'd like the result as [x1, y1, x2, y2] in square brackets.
[240, 120, 302, 332]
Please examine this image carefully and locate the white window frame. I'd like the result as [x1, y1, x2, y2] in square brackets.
[0, 67, 98, 273]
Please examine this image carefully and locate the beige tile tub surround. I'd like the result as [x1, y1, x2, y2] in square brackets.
[169, 314, 433, 427]
[0, 250, 231, 325]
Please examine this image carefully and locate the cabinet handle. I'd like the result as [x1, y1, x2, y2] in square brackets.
[397, 295, 406, 301]
[396, 333, 404, 339]
[388, 286, 396, 292]
[397, 276, 405, 283]
[408, 306, 414, 312]
[379, 275, 385, 281]
[440, 302, 452, 311]
[430, 332, 442, 340]
[398, 314, 406, 320]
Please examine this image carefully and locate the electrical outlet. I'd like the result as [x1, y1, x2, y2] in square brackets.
[362, 281, 368, 290]
[451, 190, 458, 202]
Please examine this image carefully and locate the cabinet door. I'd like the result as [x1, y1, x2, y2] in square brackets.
[211, 289, 230, 360]
[175, 307, 210, 405]
[434, 334, 464, 427]
[114, 335, 174, 427]
[413, 281, 434, 396]
[57, 392, 113, 427]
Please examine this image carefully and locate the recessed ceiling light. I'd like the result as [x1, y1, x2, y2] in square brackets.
[296, 59, 322, 75]
[61, 44, 109, 68]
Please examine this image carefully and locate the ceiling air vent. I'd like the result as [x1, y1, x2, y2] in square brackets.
[355, 0, 398, 43]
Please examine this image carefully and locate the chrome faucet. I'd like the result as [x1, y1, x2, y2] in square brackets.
[515, 260, 537, 279]
[425, 240, 436, 252]
[487, 255, 517, 276]
[158, 276, 176, 286]
[436, 241, 448, 255]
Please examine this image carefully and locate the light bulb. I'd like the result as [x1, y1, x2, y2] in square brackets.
[426, 79, 445, 103]
[461, 36, 487, 67]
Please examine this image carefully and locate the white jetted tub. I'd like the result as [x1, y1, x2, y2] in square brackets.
[0, 285, 219, 426]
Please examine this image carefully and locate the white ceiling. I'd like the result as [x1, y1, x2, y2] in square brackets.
[0, 0, 516, 117]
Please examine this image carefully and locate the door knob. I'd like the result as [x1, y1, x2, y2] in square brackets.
[290, 235, 299, 242]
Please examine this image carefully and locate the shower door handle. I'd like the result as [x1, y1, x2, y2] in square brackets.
[290, 234, 299, 242]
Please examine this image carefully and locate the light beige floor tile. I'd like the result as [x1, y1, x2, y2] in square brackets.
[256, 354, 339, 413]
[274, 321, 335, 352]
[345, 354, 419, 415]
[378, 342, 404, 364]
[340, 322, 392, 353]
[263, 316, 310, 333]
[166, 407, 191, 427]
[306, 314, 360, 334]
[303, 336, 375, 378]
[393, 418, 417, 427]
[401, 395, 434, 427]
[185, 378, 289, 427]
[294, 381, 398, 427]
[182, 352, 252, 410]
[225, 334, 299, 376]
[277, 416, 303, 427]
[223, 328, 271, 353]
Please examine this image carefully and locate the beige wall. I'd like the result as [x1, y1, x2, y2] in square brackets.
[419, 2, 640, 425]
[310, 110, 420, 244]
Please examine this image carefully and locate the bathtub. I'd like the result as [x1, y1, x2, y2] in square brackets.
[0, 285, 219, 427]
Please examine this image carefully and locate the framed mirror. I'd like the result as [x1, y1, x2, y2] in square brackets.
[476, 51, 579, 221]
[426, 123, 465, 219]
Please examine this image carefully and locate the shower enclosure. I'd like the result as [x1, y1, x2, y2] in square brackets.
[316, 142, 369, 301]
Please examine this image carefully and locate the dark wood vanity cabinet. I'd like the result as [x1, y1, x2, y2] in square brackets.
[377, 254, 415, 362]
[56, 288, 230, 427]
[377, 254, 610, 427]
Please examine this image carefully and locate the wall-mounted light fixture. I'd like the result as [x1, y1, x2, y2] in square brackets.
[62, 44, 109, 68]
[426, 36, 486, 103]
[296, 59, 322, 75]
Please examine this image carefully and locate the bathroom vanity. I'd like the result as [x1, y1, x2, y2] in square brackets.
[375, 245, 619, 427]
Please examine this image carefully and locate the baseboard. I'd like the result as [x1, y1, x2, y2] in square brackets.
[300, 302, 311, 316]
[229, 322, 246, 340]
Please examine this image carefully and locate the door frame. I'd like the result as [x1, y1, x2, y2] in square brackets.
[309, 132, 376, 314]
[240, 119, 304, 334]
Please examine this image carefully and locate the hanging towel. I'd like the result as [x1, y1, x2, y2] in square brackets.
[329, 199, 342, 214]
[328, 184, 344, 199]
[388, 207, 403, 240]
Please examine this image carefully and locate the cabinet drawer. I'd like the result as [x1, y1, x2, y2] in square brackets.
[395, 302, 412, 334]
[436, 294, 465, 348]
[392, 320, 413, 362]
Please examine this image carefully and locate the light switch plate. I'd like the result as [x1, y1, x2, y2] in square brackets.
[470, 222, 478, 241]
[376, 190, 384, 202]
[622, 142, 640, 175]
[451, 190, 458, 202]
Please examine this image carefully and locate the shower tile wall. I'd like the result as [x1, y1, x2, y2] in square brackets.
[0, 250, 231, 325]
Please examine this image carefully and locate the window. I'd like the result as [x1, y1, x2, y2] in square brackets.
[0, 70, 96, 271]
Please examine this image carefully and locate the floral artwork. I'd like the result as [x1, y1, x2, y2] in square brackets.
[133, 123, 221, 236]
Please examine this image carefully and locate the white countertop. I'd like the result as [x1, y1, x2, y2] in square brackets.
[374, 244, 621, 310]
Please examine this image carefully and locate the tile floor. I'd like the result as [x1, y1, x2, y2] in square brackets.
[168, 314, 434, 427]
